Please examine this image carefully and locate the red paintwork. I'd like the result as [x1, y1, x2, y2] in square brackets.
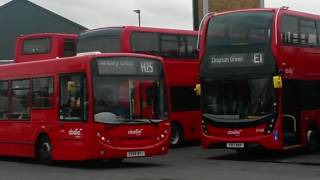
[0, 53, 171, 161]
[199, 8, 320, 150]
[81, 26, 201, 142]
[14, 33, 77, 63]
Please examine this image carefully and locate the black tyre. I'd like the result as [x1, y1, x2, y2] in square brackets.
[170, 123, 184, 147]
[36, 136, 53, 165]
[306, 125, 319, 153]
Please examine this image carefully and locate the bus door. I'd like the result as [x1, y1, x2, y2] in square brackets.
[59, 73, 88, 141]
[282, 80, 301, 145]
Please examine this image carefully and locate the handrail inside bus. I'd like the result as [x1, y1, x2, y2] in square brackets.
[282, 114, 297, 133]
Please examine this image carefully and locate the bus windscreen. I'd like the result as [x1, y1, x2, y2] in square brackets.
[91, 57, 167, 124]
[206, 12, 274, 48]
[77, 28, 122, 53]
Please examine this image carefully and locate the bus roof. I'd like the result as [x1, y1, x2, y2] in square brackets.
[80, 26, 197, 36]
[16, 33, 78, 39]
[207, 7, 320, 20]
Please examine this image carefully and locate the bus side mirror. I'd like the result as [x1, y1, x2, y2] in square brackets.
[194, 84, 201, 96]
[273, 76, 283, 89]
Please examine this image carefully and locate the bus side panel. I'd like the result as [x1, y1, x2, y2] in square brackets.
[170, 111, 201, 141]
[0, 121, 33, 157]
[164, 60, 199, 85]
[50, 123, 88, 161]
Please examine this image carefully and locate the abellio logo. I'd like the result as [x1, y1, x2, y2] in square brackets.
[68, 128, 82, 137]
[128, 129, 144, 136]
[227, 129, 242, 136]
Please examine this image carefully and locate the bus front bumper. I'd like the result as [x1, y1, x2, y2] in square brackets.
[201, 132, 283, 151]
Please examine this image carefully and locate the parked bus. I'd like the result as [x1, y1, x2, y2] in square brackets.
[77, 26, 201, 146]
[0, 53, 170, 164]
[15, 33, 77, 63]
[198, 7, 320, 152]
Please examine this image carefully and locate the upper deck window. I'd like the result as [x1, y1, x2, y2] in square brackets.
[0, 81, 9, 120]
[131, 32, 198, 59]
[206, 11, 274, 48]
[281, 15, 318, 46]
[22, 38, 51, 55]
[64, 39, 76, 57]
[131, 32, 160, 55]
[77, 28, 122, 53]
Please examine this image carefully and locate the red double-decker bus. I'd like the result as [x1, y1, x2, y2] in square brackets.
[15, 33, 78, 63]
[77, 26, 201, 146]
[198, 7, 320, 152]
[0, 51, 170, 164]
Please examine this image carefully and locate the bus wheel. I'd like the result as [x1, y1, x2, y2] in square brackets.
[37, 136, 52, 165]
[306, 125, 318, 153]
[170, 123, 184, 147]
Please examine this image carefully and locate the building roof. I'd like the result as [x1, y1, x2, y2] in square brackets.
[0, 0, 86, 30]
[0, 0, 87, 60]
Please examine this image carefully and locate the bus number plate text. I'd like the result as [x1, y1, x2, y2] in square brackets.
[127, 151, 145, 157]
[226, 143, 244, 149]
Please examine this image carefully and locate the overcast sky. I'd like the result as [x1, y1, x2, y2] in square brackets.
[0, 0, 320, 30]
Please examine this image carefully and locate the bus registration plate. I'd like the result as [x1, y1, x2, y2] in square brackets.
[127, 151, 145, 157]
[226, 143, 244, 148]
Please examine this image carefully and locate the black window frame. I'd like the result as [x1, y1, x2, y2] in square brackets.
[131, 32, 160, 56]
[10, 79, 31, 120]
[63, 38, 76, 57]
[0, 80, 9, 120]
[22, 37, 52, 55]
[280, 14, 319, 47]
[131, 31, 198, 60]
[283, 80, 320, 111]
[32, 76, 54, 109]
[299, 18, 317, 46]
[170, 86, 200, 112]
[77, 28, 122, 54]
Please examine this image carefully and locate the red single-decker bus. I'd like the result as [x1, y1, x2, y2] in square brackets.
[77, 26, 201, 147]
[0, 52, 170, 164]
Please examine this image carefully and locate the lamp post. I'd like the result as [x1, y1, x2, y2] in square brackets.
[133, 9, 141, 27]
[260, 0, 264, 8]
